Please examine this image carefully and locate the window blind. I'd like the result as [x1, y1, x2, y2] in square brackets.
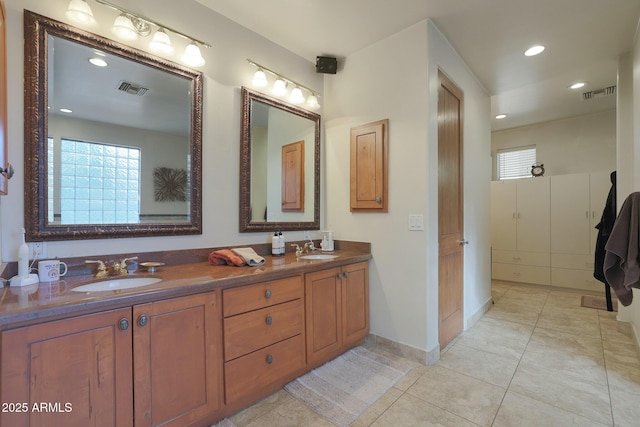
[496, 147, 536, 180]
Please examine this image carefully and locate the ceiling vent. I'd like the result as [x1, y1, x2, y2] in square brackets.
[117, 81, 149, 96]
[582, 85, 616, 101]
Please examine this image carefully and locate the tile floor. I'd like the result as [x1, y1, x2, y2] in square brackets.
[227, 281, 640, 426]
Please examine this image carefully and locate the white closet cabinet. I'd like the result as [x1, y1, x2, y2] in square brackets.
[491, 177, 550, 285]
[550, 172, 610, 290]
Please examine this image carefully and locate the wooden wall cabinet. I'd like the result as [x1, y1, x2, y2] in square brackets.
[350, 119, 388, 212]
[305, 261, 369, 365]
[0, 292, 222, 427]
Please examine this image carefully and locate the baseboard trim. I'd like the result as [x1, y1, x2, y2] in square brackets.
[465, 296, 493, 331]
[365, 334, 439, 365]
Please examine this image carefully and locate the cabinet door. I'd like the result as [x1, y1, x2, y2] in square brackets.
[342, 262, 369, 347]
[0, 308, 133, 427]
[490, 180, 517, 250]
[350, 119, 388, 211]
[133, 292, 222, 427]
[305, 267, 342, 364]
[551, 174, 590, 254]
[516, 177, 550, 252]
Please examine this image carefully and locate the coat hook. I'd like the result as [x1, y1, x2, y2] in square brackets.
[0, 163, 14, 179]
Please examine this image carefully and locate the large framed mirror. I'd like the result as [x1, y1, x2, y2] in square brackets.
[240, 87, 320, 232]
[24, 11, 203, 241]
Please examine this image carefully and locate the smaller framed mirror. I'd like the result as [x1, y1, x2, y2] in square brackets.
[239, 87, 320, 232]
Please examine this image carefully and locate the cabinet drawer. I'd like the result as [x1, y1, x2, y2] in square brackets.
[223, 276, 302, 317]
[551, 268, 602, 291]
[492, 263, 550, 285]
[224, 299, 304, 361]
[492, 249, 550, 267]
[551, 253, 594, 271]
[224, 334, 304, 404]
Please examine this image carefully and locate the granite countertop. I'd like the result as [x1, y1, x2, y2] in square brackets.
[0, 247, 371, 330]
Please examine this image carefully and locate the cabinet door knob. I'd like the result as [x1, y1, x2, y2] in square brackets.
[118, 318, 130, 331]
[265, 289, 272, 299]
[265, 315, 273, 325]
[337, 273, 342, 279]
[138, 314, 148, 327]
[266, 354, 273, 364]
[375, 197, 382, 204]
[343, 271, 349, 278]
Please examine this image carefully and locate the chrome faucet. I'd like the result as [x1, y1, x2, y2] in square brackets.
[85, 257, 138, 277]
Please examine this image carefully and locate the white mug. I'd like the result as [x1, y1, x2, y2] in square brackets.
[38, 260, 68, 282]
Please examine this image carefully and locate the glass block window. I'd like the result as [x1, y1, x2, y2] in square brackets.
[57, 139, 141, 224]
[496, 146, 536, 180]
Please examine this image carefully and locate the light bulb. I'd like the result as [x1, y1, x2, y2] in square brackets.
[272, 79, 287, 97]
[149, 29, 174, 55]
[182, 43, 206, 67]
[289, 87, 305, 104]
[66, 0, 94, 25]
[112, 14, 138, 41]
[252, 69, 268, 87]
[306, 94, 320, 109]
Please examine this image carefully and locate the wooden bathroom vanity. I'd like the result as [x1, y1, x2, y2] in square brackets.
[0, 244, 370, 427]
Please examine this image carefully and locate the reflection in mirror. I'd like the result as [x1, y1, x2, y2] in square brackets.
[24, 11, 203, 241]
[240, 87, 320, 232]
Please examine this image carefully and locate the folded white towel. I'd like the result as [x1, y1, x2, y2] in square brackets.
[231, 247, 265, 267]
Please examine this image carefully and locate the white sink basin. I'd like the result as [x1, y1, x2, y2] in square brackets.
[72, 277, 162, 292]
[300, 254, 339, 260]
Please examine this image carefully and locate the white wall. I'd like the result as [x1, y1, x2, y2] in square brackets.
[324, 20, 491, 358]
[1, 0, 323, 258]
[492, 110, 616, 178]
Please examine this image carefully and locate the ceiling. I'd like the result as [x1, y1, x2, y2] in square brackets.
[195, 0, 640, 131]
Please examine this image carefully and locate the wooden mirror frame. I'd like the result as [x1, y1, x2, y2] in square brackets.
[239, 87, 320, 232]
[23, 11, 203, 241]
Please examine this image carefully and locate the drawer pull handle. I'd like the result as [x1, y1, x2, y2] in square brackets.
[266, 315, 273, 325]
[265, 289, 272, 299]
[118, 318, 130, 331]
[138, 314, 148, 327]
[266, 354, 273, 364]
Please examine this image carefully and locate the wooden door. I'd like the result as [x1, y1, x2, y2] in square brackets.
[438, 71, 464, 350]
[516, 176, 550, 252]
[350, 119, 388, 211]
[133, 291, 221, 427]
[281, 140, 304, 211]
[342, 262, 370, 347]
[305, 267, 342, 364]
[490, 180, 517, 250]
[0, 0, 7, 194]
[0, 308, 133, 427]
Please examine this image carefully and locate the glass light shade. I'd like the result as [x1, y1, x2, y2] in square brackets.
[252, 69, 268, 87]
[112, 14, 138, 41]
[272, 79, 288, 96]
[182, 43, 206, 67]
[66, 0, 94, 24]
[289, 87, 305, 104]
[149, 29, 174, 55]
[306, 94, 320, 109]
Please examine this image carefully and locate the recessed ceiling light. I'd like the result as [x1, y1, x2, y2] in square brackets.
[89, 57, 108, 67]
[569, 82, 586, 90]
[495, 114, 507, 120]
[524, 45, 545, 56]
[60, 108, 73, 113]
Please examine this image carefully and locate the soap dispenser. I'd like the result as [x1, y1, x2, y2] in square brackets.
[321, 230, 334, 252]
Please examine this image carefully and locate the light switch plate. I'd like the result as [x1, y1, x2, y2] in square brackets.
[408, 214, 424, 231]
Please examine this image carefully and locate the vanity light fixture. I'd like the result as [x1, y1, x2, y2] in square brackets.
[247, 59, 321, 109]
[272, 79, 288, 97]
[65, 0, 95, 25]
[91, 0, 211, 67]
[524, 45, 545, 56]
[289, 87, 305, 104]
[149, 28, 174, 55]
[252, 69, 268, 87]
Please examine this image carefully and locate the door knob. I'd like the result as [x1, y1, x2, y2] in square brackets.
[458, 239, 469, 245]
